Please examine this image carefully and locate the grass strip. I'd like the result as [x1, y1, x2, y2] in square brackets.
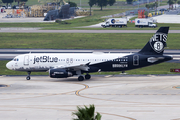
[1, 22, 180, 30]
[0, 33, 179, 49]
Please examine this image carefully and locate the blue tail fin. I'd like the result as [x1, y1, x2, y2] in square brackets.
[138, 27, 169, 55]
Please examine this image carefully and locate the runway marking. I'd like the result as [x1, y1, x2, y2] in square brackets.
[173, 86, 180, 89]
[74, 83, 180, 106]
[80, 93, 180, 96]
[0, 93, 180, 96]
[0, 93, 74, 95]
[172, 118, 180, 120]
[0, 110, 17, 111]
[127, 110, 154, 112]
[105, 75, 113, 78]
[0, 83, 89, 100]
[100, 112, 136, 120]
[0, 105, 136, 119]
[75, 83, 89, 96]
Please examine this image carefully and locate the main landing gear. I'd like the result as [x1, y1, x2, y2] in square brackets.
[26, 71, 31, 80]
[78, 74, 91, 81]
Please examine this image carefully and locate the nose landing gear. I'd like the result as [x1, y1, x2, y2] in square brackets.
[26, 71, 31, 80]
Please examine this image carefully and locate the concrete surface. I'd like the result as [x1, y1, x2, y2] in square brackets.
[0, 12, 84, 23]
[0, 75, 180, 120]
[0, 12, 52, 23]
[153, 15, 180, 23]
[2, 29, 180, 33]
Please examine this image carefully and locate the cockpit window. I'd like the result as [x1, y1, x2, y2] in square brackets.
[13, 58, 19, 61]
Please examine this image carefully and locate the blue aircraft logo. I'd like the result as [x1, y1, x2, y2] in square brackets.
[111, 19, 115, 24]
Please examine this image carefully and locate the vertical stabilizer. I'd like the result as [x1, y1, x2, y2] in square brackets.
[138, 27, 169, 55]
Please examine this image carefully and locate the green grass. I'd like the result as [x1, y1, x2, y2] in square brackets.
[0, 60, 179, 75]
[0, 33, 179, 49]
[1, 21, 180, 30]
[159, 0, 169, 6]
[25, 0, 41, 6]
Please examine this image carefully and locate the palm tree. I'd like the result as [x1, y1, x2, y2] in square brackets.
[72, 104, 102, 120]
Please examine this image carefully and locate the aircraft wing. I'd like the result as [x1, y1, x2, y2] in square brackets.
[53, 62, 90, 71]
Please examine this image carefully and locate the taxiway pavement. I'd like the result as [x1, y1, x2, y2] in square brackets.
[1, 29, 180, 33]
[0, 75, 180, 120]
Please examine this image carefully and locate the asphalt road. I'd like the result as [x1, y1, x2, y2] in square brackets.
[1, 29, 180, 33]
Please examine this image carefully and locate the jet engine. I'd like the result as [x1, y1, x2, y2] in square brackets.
[49, 69, 73, 78]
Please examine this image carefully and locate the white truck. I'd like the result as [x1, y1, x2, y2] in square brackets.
[101, 18, 127, 28]
[135, 18, 157, 28]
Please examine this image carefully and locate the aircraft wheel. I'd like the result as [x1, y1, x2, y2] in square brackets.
[78, 76, 84, 81]
[26, 76, 31, 80]
[85, 74, 91, 80]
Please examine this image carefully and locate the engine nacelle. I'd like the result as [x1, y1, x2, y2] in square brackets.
[49, 69, 73, 78]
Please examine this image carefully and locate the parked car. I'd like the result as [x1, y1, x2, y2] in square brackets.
[159, 8, 167, 12]
[2, 6, 7, 9]
[23, 6, 29, 9]
[12, 5, 20, 9]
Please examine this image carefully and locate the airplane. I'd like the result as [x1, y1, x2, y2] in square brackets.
[6, 27, 172, 81]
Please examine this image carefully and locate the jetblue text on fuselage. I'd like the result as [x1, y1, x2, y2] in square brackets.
[33, 56, 58, 64]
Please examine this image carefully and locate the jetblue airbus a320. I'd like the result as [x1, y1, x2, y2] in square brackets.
[6, 27, 173, 81]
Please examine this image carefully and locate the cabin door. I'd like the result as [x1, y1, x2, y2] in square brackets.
[133, 55, 139, 66]
[24, 55, 29, 66]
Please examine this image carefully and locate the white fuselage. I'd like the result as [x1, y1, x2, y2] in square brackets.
[6, 53, 131, 72]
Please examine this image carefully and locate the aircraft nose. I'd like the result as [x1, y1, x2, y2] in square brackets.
[6, 62, 12, 70]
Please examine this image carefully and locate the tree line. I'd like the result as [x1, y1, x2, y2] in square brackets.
[1, 0, 28, 6]
[167, 0, 180, 9]
[89, 0, 116, 11]
[145, 0, 180, 10]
